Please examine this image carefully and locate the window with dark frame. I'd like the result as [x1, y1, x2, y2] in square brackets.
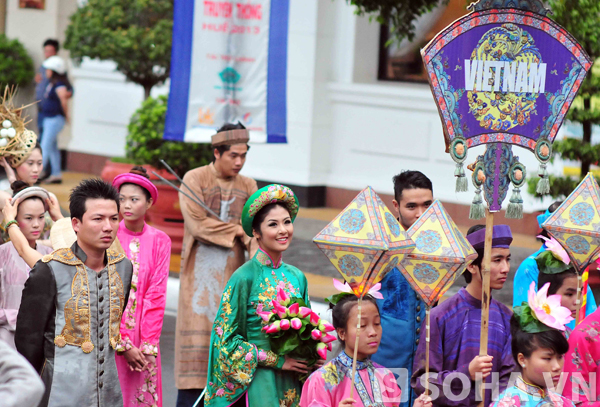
[378, 0, 470, 83]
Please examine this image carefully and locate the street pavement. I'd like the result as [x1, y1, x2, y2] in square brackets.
[159, 216, 535, 405]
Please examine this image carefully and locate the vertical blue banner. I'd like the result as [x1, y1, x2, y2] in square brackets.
[164, 0, 289, 144]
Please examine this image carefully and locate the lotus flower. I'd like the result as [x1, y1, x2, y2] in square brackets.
[277, 288, 291, 306]
[326, 342, 333, 351]
[288, 303, 300, 317]
[538, 236, 571, 265]
[316, 342, 328, 359]
[276, 308, 288, 319]
[321, 333, 336, 344]
[290, 318, 302, 330]
[318, 321, 335, 333]
[272, 300, 287, 313]
[311, 329, 322, 341]
[309, 312, 321, 326]
[257, 311, 273, 323]
[528, 282, 574, 331]
[298, 307, 312, 319]
[280, 319, 290, 330]
[265, 321, 281, 334]
[332, 278, 383, 299]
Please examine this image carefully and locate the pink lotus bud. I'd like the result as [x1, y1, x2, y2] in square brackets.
[321, 333, 336, 344]
[298, 307, 312, 319]
[311, 329, 322, 341]
[319, 321, 335, 333]
[288, 303, 300, 317]
[326, 342, 333, 351]
[280, 319, 290, 330]
[277, 288, 291, 306]
[290, 318, 302, 330]
[272, 301, 286, 313]
[265, 320, 281, 334]
[258, 311, 273, 323]
[276, 308, 288, 319]
[309, 312, 320, 326]
[316, 342, 328, 360]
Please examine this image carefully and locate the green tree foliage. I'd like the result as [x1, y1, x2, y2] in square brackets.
[531, 0, 600, 198]
[64, 0, 173, 99]
[347, 0, 449, 43]
[0, 35, 34, 88]
[125, 95, 213, 177]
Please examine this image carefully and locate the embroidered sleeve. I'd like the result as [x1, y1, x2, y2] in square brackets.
[140, 341, 158, 357]
[139, 234, 171, 349]
[115, 336, 135, 353]
[257, 349, 280, 368]
[205, 272, 260, 404]
[563, 328, 600, 407]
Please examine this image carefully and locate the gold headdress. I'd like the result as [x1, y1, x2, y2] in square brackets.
[0, 87, 37, 168]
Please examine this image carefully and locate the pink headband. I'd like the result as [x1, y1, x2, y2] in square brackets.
[112, 173, 158, 204]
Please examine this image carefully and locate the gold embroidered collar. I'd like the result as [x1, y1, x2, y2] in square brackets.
[255, 248, 282, 269]
[44, 243, 126, 354]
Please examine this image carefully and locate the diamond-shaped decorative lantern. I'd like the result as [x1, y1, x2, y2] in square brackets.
[542, 173, 600, 271]
[399, 201, 478, 306]
[313, 186, 415, 296]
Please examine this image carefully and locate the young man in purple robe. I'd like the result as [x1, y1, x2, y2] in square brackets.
[411, 224, 517, 407]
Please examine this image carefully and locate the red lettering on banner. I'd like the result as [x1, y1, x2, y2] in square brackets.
[216, 98, 241, 105]
[236, 3, 262, 20]
[203, 1, 233, 18]
[202, 22, 229, 32]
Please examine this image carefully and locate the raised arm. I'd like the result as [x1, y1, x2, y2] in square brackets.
[2, 199, 42, 268]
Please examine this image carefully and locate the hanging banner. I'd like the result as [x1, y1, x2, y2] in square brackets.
[422, 3, 591, 153]
[164, 0, 289, 143]
[421, 1, 592, 215]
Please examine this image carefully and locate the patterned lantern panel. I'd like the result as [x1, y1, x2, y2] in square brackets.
[399, 200, 478, 306]
[542, 173, 600, 271]
[313, 186, 415, 296]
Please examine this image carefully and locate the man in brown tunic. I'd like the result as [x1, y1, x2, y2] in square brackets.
[175, 123, 257, 407]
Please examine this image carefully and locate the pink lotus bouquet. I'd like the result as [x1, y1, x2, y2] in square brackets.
[259, 287, 335, 365]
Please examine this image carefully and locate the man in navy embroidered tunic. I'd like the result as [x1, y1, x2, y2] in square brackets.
[16, 179, 133, 407]
[372, 170, 433, 407]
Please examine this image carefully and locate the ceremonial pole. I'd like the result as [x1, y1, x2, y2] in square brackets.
[424, 307, 431, 396]
[349, 294, 364, 399]
[576, 273, 583, 325]
[478, 211, 494, 407]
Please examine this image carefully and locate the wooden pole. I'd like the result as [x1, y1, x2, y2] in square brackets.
[575, 272, 583, 325]
[349, 295, 363, 399]
[478, 210, 495, 407]
[425, 307, 431, 396]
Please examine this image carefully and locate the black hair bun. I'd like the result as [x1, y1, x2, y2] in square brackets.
[10, 180, 29, 194]
[130, 166, 150, 179]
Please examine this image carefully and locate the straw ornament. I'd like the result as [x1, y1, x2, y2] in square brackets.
[0, 87, 37, 167]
